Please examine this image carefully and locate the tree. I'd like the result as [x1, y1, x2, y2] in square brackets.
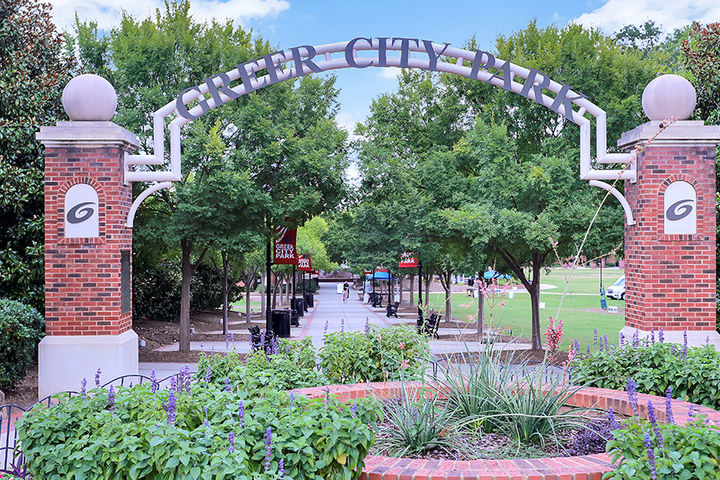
[0, 0, 74, 310]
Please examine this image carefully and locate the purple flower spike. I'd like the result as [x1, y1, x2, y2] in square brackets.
[228, 431, 235, 453]
[264, 427, 273, 471]
[688, 405, 694, 420]
[238, 401, 245, 427]
[626, 378, 639, 416]
[586, 344, 591, 355]
[365, 317, 370, 335]
[108, 385, 115, 413]
[278, 458, 285, 478]
[341, 318, 345, 332]
[658, 328, 664, 344]
[607, 408, 620, 430]
[205, 365, 212, 383]
[351, 402, 358, 418]
[647, 400, 664, 451]
[644, 433, 657, 480]
[650, 329, 655, 344]
[619, 332, 624, 347]
[289, 392, 295, 407]
[225, 377, 230, 392]
[164, 390, 177, 425]
[150, 370, 159, 394]
[81, 378, 87, 399]
[665, 387, 674, 424]
[231, 333, 235, 343]
[95, 368, 102, 388]
[593, 328, 598, 347]
[603, 334, 608, 349]
[573, 338, 580, 353]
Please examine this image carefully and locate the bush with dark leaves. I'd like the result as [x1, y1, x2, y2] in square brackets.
[567, 419, 612, 456]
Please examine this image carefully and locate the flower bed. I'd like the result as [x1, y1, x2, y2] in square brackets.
[293, 382, 720, 479]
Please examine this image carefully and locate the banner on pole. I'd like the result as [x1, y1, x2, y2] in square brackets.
[375, 266, 388, 272]
[298, 254, 312, 272]
[363, 269, 372, 275]
[273, 223, 297, 264]
[398, 252, 418, 268]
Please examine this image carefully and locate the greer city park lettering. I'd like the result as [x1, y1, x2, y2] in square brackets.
[176, 37, 585, 123]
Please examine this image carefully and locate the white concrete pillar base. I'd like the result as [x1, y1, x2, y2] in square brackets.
[619, 326, 720, 350]
[38, 330, 138, 399]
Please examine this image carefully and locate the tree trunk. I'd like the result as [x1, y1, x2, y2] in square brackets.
[528, 254, 543, 350]
[245, 274, 252, 324]
[179, 240, 193, 352]
[438, 269, 453, 321]
[409, 274, 414, 305]
[424, 272, 431, 307]
[222, 251, 229, 336]
[398, 274, 404, 305]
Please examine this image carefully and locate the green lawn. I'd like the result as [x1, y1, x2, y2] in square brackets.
[426, 268, 625, 349]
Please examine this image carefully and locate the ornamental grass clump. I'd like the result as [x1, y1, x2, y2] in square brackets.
[16, 373, 380, 479]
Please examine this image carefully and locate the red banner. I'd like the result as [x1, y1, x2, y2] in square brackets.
[298, 254, 312, 272]
[375, 266, 388, 272]
[398, 252, 418, 268]
[363, 269, 372, 275]
[273, 224, 297, 264]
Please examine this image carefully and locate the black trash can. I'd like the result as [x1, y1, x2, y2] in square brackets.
[271, 309, 291, 338]
[291, 298, 305, 317]
[304, 292, 314, 308]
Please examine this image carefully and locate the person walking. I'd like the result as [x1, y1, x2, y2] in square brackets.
[343, 281, 350, 302]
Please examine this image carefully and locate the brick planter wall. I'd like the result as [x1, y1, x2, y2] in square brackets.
[292, 382, 720, 480]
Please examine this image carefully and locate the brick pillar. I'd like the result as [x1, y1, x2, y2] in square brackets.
[37, 121, 139, 398]
[618, 120, 720, 347]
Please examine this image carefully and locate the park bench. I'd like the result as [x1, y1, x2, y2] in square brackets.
[386, 301, 400, 318]
[370, 292, 383, 308]
[416, 313, 441, 339]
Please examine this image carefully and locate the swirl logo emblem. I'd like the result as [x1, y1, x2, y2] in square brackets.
[64, 184, 100, 238]
[67, 202, 96, 224]
[663, 181, 696, 235]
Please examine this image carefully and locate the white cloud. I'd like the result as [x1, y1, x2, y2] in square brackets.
[573, 0, 720, 34]
[335, 111, 362, 142]
[376, 66, 402, 80]
[48, 0, 290, 32]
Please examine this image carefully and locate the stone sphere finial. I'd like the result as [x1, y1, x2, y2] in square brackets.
[642, 74, 696, 121]
[62, 74, 117, 121]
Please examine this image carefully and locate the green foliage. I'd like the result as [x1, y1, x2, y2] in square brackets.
[0, 0, 75, 310]
[17, 381, 380, 480]
[682, 22, 720, 126]
[0, 299, 44, 391]
[197, 338, 322, 392]
[133, 261, 241, 321]
[571, 342, 720, 410]
[605, 415, 720, 480]
[318, 326, 430, 384]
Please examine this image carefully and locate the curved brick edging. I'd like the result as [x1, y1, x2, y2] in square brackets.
[292, 382, 720, 480]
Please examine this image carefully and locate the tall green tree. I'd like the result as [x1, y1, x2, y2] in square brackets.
[0, 0, 74, 310]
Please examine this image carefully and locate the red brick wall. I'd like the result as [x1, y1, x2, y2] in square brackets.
[624, 145, 717, 331]
[44, 146, 132, 335]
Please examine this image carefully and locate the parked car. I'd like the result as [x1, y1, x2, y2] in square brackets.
[606, 276, 625, 300]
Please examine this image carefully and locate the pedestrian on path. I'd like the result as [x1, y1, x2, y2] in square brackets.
[342, 281, 350, 302]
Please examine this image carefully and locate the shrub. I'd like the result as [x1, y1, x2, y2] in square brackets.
[0, 299, 44, 391]
[606, 414, 720, 480]
[17, 380, 380, 479]
[567, 419, 612, 456]
[197, 338, 323, 392]
[318, 326, 429, 384]
[570, 340, 720, 410]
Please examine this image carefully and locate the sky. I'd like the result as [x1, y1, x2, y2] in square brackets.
[48, 0, 720, 135]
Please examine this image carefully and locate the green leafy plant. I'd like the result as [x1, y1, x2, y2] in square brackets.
[319, 326, 429, 384]
[17, 380, 380, 480]
[0, 299, 44, 391]
[606, 415, 720, 479]
[571, 340, 720, 410]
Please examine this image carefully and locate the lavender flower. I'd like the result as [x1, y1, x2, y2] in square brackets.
[238, 401, 245, 427]
[688, 405, 694, 420]
[264, 427, 273, 471]
[169, 376, 178, 393]
[150, 370, 159, 394]
[95, 368, 102, 388]
[179, 365, 191, 393]
[205, 366, 212, 383]
[594, 328, 598, 347]
[632, 329, 639, 348]
[683, 330, 688, 360]
[228, 431, 235, 453]
[644, 433, 657, 480]
[650, 328, 655, 344]
[586, 344, 591, 355]
[603, 334, 608, 350]
[607, 408, 620, 430]
[225, 377, 230, 392]
[108, 385, 115, 413]
[81, 378, 87, 399]
[647, 400, 664, 451]
[365, 317, 370, 335]
[658, 328, 664, 344]
[324, 385, 330, 406]
[573, 337, 580, 354]
[341, 318, 345, 332]
[260, 329, 266, 352]
[278, 459, 285, 478]
[289, 392, 295, 408]
[164, 390, 177, 425]
[351, 402, 358, 418]
[323, 319, 329, 336]
[619, 332, 624, 347]
[230, 333, 235, 343]
[665, 387, 674, 424]
[627, 378, 639, 416]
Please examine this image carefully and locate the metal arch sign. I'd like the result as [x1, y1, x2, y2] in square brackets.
[124, 36, 635, 227]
